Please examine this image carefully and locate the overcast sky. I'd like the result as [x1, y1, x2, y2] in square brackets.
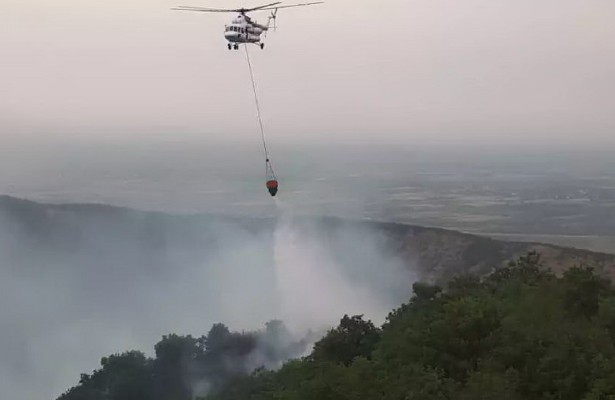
[2, 0, 615, 148]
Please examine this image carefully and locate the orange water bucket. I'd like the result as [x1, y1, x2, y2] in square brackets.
[266, 180, 278, 197]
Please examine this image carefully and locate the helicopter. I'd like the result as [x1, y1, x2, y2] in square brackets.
[172, 2, 323, 50]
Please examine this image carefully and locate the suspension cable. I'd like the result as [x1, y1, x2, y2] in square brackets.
[243, 44, 271, 163]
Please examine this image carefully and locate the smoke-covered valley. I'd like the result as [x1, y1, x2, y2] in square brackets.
[0, 195, 412, 400]
[3, 193, 615, 400]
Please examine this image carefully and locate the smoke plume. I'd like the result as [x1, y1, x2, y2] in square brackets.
[0, 196, 415, 400]
[272, 199, 409, 334]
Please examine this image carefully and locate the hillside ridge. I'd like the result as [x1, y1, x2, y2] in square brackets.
[1, 195, 613, 281]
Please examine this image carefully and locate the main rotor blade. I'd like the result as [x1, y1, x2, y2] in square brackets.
[256, 1, 323, 11]
[172, 6, 240, 12]
[243, 2, 282, 12]
[172, 1, 321, 14]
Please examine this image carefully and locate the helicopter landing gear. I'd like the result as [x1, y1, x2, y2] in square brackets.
[233, 44, 239, 50]
[227, 43, 232, 50]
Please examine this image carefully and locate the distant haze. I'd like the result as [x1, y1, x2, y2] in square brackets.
[3, 0, 615, 148]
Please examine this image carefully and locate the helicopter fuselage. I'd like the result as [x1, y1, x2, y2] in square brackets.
[173, 1, 322, 50]
[224, 14, 268, 44]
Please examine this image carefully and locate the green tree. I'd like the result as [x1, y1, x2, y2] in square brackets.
[58, 351, 152, 400]
[152, 334, 200, 400]
[311, 314, 381, 366]
[563, 266, 611, 319]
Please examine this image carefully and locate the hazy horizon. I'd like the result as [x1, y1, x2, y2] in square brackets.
[3, 0, 615, 148]
[1, 138, 614, 238]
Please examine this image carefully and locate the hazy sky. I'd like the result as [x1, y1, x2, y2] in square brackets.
[2, 0, 615, 147]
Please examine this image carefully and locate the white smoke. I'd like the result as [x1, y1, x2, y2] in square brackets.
[0, 196, 415, 400]
[272, 199, 410, 335]
[186, 198, 412, 398]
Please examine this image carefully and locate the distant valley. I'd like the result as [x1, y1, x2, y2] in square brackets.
[1, 195, 613, 282]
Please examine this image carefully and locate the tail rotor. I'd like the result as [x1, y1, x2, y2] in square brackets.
[269, 8, 278, 32]
[263, 8, 277, 39]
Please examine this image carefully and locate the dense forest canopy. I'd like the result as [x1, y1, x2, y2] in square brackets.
[58, 252, 615, 400]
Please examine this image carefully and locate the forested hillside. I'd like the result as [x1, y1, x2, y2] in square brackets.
[57, 320, 313, 400]
[59, 252, 615, 400]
